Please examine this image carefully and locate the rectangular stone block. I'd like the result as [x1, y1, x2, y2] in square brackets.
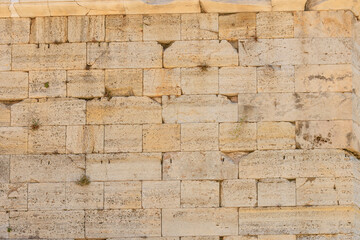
[143, 124, 180, 152]
[68, 15, 105, 42]
[142, 181, 180, 208]
[106, 15, 142, 42]
[181, 13, 218, 40]
[0, 45, 11, 71]
[162, 95, 238, 123]
[12, 43, 86, 70]
[87, 97, 162, 124]
[219, 122, 257, 151]
[162, 208, 238, 236]
[28, 183, 66, 210]
[0, 156, 9, 183]
[105, 69, 142, 96]
[30, 17, 67, 43]
[164, 40, 238, 68]
[105, 125, 142, 153]
[29, 70, 67, 98]
[181, 123, 218, 151]
[258, 236, 296, 240]
[181, 180, 219, 208]
[271, 0, 307, 11]
[143, 68, 181, 97]
[143, 14, 180, 41]
[87, 42, 162, 69]
[104, 182, 141, 209]
[180, 67, 218, 95]
[219, 67, 256, 95]
[66, 182, 103, 210]
[258, 179, 296, 207]
[0, 18, 29, 44]
[257, 122, 296, 150]
[86, 153, 161, 181]
[256, 12, 294, 38]
[163, 151, 237, 180]
[67, 70, 105, 98]
[0, 104, 10, 127]
[219, 13, 256, 40]
[0, 183, 27, 210]
[221, 179, 257, 207]
[0, 212, 8, 238]
[224, 237, 257, 240]
[85, 209, 161, 238]
[0, 71, 28, 100]
[28, 126, 66, 154]
[10, 154, 85, 183]
[0, 127, 27, 154]
[257, 65, 295, 93]
[66, 125, 104, 154]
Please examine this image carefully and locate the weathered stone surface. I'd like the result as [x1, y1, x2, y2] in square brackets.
[181, 13, 218, 40]
[257, 65, 295, 93]
[28, 126, 66, 154]
[0, 71, 28, 100]
[66, 182, 103, 209]
[257, 122, 296, 150]
[0, 104, 10, 127]
[271, 0, 307, 11]
[66, 125, 104, 154]
[12, 43, 86, 70]
[28, 183, 66, 210]
[181, 180, 219, 208]
[258, 236, 296, 240]
[0, 183, 27, 210]
[221, 179, 256, 207]
[87, 42, 162, 69]
[0, 127, 27, 154]
[200, 0, 271, 12]
[163, 151, 237, 180]
[0, 18, 30, 43]
[106, 15, 142, 42]
[105, 125, 142, 153]
[30, 17, 67, 43]
[85, 209, 161, 238]
[142, 181, 180, 208]
[164, 40, 238, 67]
[0, 211, 8, 238]
[257, 12, 294, 38]
[219, 13, 256, 40]
[143, 14, 180, 41]
[181, 123, 218, 151]
[68, 15, 105, 42]
[29, 70, 67, 98]
[219, 123, 257, 151]
[162, 208, 238, 236]
[0, 45, 11, 71]
[86, 97, 161, 124]
[104, 182, 141, 209]
[0, 156, 9, 183]
[86, 153, 161, 181]
[180, 67, 218, 95]
[181, 237, 218, 240]
[258, 179, 296, 206]
[219, 67, 257, 95]
[67, 70, 105, 98]
[10, 154, 85, 183]
[143, 124, 180, 152]
[143, 68, 181, 96]
[224, 236, 257, 240]
[105, 69, 143, 96]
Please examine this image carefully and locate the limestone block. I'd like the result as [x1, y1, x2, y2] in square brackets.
[105, 125, 142, 153]
[0, 18, 30, 43]
[257, 65, 295, 93]
[29, 70, 67, 98]
[12, 43, 86, 70]
[295, 65, 352, 93]
[86, 97, 162, 124]
[296, 177, 336, 206]
[164, 40, 238, 68]
[295, 120, 352, 149]
[337, 178, 360, 206]
[180, 67, 218, 95]
[0, 104, 10, 127]
[219, 67, 256, 95]
[296, 235, 356, 240]
[28, 183, 66, 210]
[163, 151, 237, 180]
[0, 127, 27, 154]
[30, 17, 67, 43]
[87, 42, 162, 69]
[181, 237, 218, 240]
[106, 15, 142, 42]
[105, 69, 143, 96]
[294, 11, 353, 38]
[239, 38, 352, 66]
[200, 0, 271, 12]
[143, 68, 181, 97]
[221, 179, 257, 207]
[12, 1, 52, 17]
[180, 180, 219, 208]
[10, 154, 85, 183]
[86, 153, 161, 181]
[85, 209, 161, 238]
[0, 211, 8, 238]
[123, 0, 199, 14]
[181, 13, 218, 40]
[271, 0, 307, 11]
[181, 123, 218, 151]
[66, 182, 103, 210]
[0, 156, 9, 183]
[143, 124, 180, 152]
[257, 122, 296, 150]
[258, 179, 296, 207]
[219, 123, 257, 151]
[256, 12, 294, 38]
[0, 45, 11, 71]
[162, 208, 238, 236]
[67, 70, 105, 98]
[162, 95, 238, 123]
[10, 211, 84, 239]
[66, 125, 104, 154]
[0, 71, 28, 100]
[219, 13, 256, 40]
[68, 15, 105, 42]
[28, 126, 66, 154]
[143, 14, 180, 41]
[0, 183, 27, 210]
[258, 236, 296, 240]
[142, 181, 180, 208]
[224, 237, 257, 240]
[104, 182, 141, 209]
[354, 94, 360, 124]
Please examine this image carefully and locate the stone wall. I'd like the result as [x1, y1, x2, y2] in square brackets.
[1, 3, 360, 240]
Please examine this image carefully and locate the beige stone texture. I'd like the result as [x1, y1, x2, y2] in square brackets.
[256, 12, 294, 38]
[86, 97, 161, 124]
[257, 122, 296, 150]
[0, 183, 27, 210]
[164, 40, 238, 68]
[123, 0, 199, 15]
[86, 153, 161, 181]
[0, 45, 11, 71]
[257, 65, 295, 93]
[181, 13, 218, 40]
[12, 43, 86, 70]
[28, 183, 66, 210]
[143, 124, 180, 152]
[66, 125, 104, 154]
[104, 181, 141, 209]
[181, 123, 218, 151]
[85, 209, 161, 238]
[0, 127, 27, 154]
[105, 125, 142, 153]
[162, 208, 238, 236]
[258, 179, 296, 207]
[181, 237, 218, 240]
[0, 155, 9, 183]
[0, 18, 30, 44]
[219, 123, 257, 151]
[272, 0, 307, 11]
[0, 104, 10, 127]
[0, 211, 8, 238]
[221, 179, 257, 207]
[106, 15, 143, 42]
[30, 17, 67, 43]
[200, 0, 271, 12]
[28, 126, 66, 154]
[143, 14, 181, 41]
[219, 67, 256, 95]
[0, 71, 28, 100]
[142, 181, 180, 208]
[180, 67, 218, 95]
[105, 69, 143, 96]
[68, 15, 105, 42]
[180, 180, 219, 208]
[10, 154, 85, 183]
[224, 237, 257, 240]
[67, 70, 105, 98]
[219, 13, 256, 40]
[29, 70, 67, 98]
[163, 151, 237, 180]
[143, 68, 181, 97]
[258, 236, 296, 240]
[65, 182, 103, 210]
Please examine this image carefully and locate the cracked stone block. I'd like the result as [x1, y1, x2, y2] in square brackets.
[66, 125, 104, 154]
[105, 125, 142, 153]
[67, 70, 105, 98]
[219, 13, 256, 40]
[28, 126, 66, 154]
[106, 15, 142, 42]
[181, 123, 218, 151]
[181, 13, 218, 40]
[29, 70, 67, 98]
[105, 69, 143, 97]
[221, 179, 257, 207]
[257, 122, 296, 150]
[180, 67, 218, 95]
[181, 180, 219, 208]
[68, 15, 105, 42]
[65, 182, 103, 210]
[219, 123, 257, 152]
[256, 12, 294, 38]
[0, 71, 28, 100]
[143, 68, 181, 97]
[28, 183, 66, 210]
[258, 178, 296, 207]
[0, 18, 30, 44]
[30, 17, 67, 43]
[142, 181, 180, 208]
[257, 65, 295, 93]
[0, 183, 27, 210]
[219, 67, 256, 95]
[143, 124, 180, 152]
[104, 181, 141, 209]
[0, 127, 28, 154]
[143, 14, 180, 41]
